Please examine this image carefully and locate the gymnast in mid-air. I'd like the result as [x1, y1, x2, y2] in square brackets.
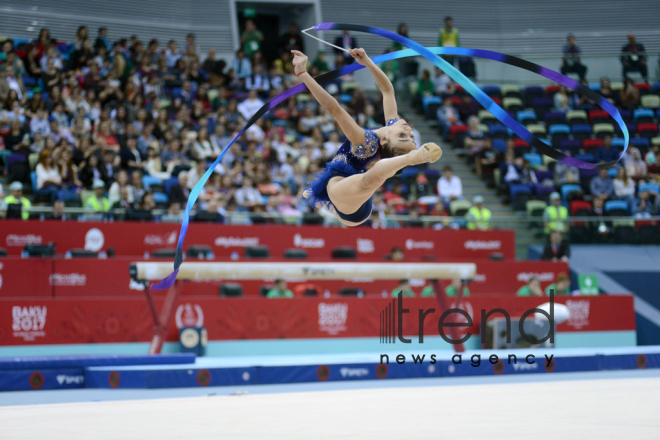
[292, 48, 442, 226]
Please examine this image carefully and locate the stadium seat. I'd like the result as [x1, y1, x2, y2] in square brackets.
[566, 110, 588, 125]
[492, 138, 506, 153]
[618, 109, 632, 123]
[422, 96, 442, 113]
[561, 184, 582, 201]
[544, 112, 567, 126]
[593, 123, 615, 138]
[284, 249, 308, 259]
[588, 110, 610, 124]
[524, 86, 545, 107]
[640, 95, 660, 109]
[523, 153, 542, 168]
[245, 245, 270, 258]
[488, 124, 507, 139]
[637, 221, 660, 245]
[501, 85, 522, 98]
[503, 97, 524, 113]
[450, 200, 472, 217]
[545, 85, 559, 96]
[574, 153, 595, 163]
[332, 247, 357, 259]
[220, 284, 243, 297]
[611, 138, 626, 149]
[516, 110, 537, 125]
[570, 200, 593, 228]
[582, 138, 604, 150]
[631, 138, 650, 152]
[635, 83, 651, 95]
[572, 124, 593, 140]
[550, 124, 571, 146]
[526, 200, 547, 228]
[610, 82, 624, 91]
[613, 219, 636, 243]
[531, 98, 552, 120]
[478, 110, 497, 125]
[513, 138, 531, 152]
[651, 137, 660, 147]
[482, 85, 502, 99]
[164, 177, 179, 195]
[151, 249, 177, 258]
[639, 183, 660, 194]
[449, 124, 468, 140]
[142, 175, 162, 190]
[605, 200, 629, 216]
[509, 184, 532, 211]
[607, 167, 619, 178]
[478, 124, 490, 133]
[527, 124, 547, 137]
[193, 211, 221, 223]
[637, 123, 659, 140]
[633, 108, 654, 123]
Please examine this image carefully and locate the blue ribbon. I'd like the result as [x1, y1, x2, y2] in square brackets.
[151, 23, 628, 290]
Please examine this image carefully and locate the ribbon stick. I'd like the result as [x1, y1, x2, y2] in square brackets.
[151, 23, 628, 290]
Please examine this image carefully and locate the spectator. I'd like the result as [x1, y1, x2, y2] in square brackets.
[437, 165, 463, 207]
[161, 202, 184, 222]
[634, 189, 655, 218]
[648, 154, 660, 182]
[311, 51, 329, 73]
[596, 135, 619, 164]
[416, 69, 434, 102]
[384, 182, 407, 214]
[3, 181, 31, 220]
[613, 166, 636, 208]
[619, 77, 640, 109]
[86, 180, 110, 212]
[370, 210, 387, 229]
[545, 272, 571, 296]
[232, 49, 252, 79]
[111, 187, 134, 210]
[626, 147, 647, 182]
[436, 96, 459, 142]
[516, 276, 544, 297]
[542, 231, 571, 262]
[333, 30, 358, 61]
[409, 172, 436, 204]
[140, 192, 157, 211]
[420, 280, 437, 297]
[280, 22, 304, 53]
[234, 177, 263, 210]
[35, 149, 62, 203]
[543, 192, 568, 235]
[432, 67, 454, 96]
[120, 135, 144, 171]
[553, 85, 571, 113]
[389, 247, 405, 261]
[620, 33, 648, 82]
[645, 144, 659, 167]
[237, 89, 264, 120]
[29, 107, 50, 136]
[590, 168, 614, 201]
[391, 279, 415, 298]
[465, 195, 491, 230]
[169, 172, 191, 205]
[464, 116, 491, 175]
[457, 95, 479, 123]
[245, 64, 270, 98]
[444, 278, 470, 297]
[0, 66, 25, 103]
[45, 200, 69, 221]
[555, 150, 580, 186]
[598, 77, 618, 105]
[560, 34, 587, 81]
[131, 171, 146, 204]
[108, 169, 133, 206]
[94, 27, 112, 52]
[392, 23, 408, 51]
[266, 279, 293, 298]
[438, 16, 459, 66]
[499, 150, 523, 192]
[240, 19, 264, 56]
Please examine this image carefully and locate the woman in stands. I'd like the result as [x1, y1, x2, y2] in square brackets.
[291, 49, 442, 226]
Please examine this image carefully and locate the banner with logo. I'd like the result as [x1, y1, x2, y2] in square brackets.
[0, 257, 568, 297]
[1, 221, 515, 259]
[0, 295, 635, 346]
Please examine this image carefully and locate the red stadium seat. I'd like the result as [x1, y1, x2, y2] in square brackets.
[449, 124, 468, 140]
[588, 110, 610, 124]
[637, 123, 659, 139]
[450, 96, 462, 105]
[570, 200, 592, 227]
[545, 85, 559, 96]
[635, 83, 651, 95]
[582, 138, 604, 150]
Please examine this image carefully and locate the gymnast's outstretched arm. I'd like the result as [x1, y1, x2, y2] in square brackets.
[348, 48, 398, 122]
[291, 50, 366, 146]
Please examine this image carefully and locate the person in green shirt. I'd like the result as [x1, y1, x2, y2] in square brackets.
[517, 277, 544, 297]
[417, 70, 435, 97]
[420, 280, 437, 297]
[391, 279, 415, 297]
[240, 19, 264, 56]
[545, 273, 572, 296]
[86, 180, 110, 212]
[445, 279, 470, 297]
[392, 23, 409, 51]
[266, 279, 294, 298]
[312, 51, 329, 73]
[438, 16, 460, 67]
[3, 181, 32, 220]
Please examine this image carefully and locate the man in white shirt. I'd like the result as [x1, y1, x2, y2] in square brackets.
[30, 108, 51, 136]
[237, 90, 264, 120]
[432, 67, 454, 95]
[437, 165, 463, 206]
[234, 177, 264, 210]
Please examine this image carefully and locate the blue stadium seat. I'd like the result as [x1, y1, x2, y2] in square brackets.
[164, 177, 179, 195]
[549, 124, 570, 135]
[559, 139, 581, 151]
[572, 124, 593, 134]
[30, 171, 38, 191]
[611, 138, 626, 149]
[339, 94, 352, 103]
[639, 183, 660, 194]
[516, 110, 537, 125]
[523, 153, 542, 168]
[142, 175, 163, 190]
[153, 192, 169, 204]
[561, 184, 582, 201]
[633, 108, 654, 123]
[492, 138, 506, 153]
[401, 167, 420, 180]
[489, 125, 507, 139]
[509, 184, 533, 210]
[607, 167, 619, 178]
[631, 138, 650, 149]
[482, 85, 501, 98]
[422, 96, 442, 113]
[544, 112, 567, 126]
[605, 200, 629, 214]
[573, 153, 595, 163]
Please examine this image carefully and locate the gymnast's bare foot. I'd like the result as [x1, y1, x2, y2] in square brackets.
[409, 143, 443, 165]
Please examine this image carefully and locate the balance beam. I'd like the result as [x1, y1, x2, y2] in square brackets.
[131, 262, 477, 281]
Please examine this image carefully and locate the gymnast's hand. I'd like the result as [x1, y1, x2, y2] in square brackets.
[291, 50, 308, 75]
[350, 48, 371, 66]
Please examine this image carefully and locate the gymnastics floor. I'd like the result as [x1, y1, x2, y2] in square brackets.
[1, 369, 659, 439]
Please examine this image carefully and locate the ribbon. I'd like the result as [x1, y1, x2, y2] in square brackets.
[151, 23, 628, 290]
